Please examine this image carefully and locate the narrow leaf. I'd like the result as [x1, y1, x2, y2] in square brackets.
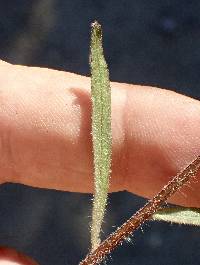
[90, 21, 112, 251]
[153, 206, 200, 226]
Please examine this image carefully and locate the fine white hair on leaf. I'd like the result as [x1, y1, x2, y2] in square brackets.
[90, 21, 112, 251]
[152, 206, 200, 226]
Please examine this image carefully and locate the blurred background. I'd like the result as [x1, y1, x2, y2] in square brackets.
[0, 1, 200, 264]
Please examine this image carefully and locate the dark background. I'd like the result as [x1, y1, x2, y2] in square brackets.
[0, 1, 200, 264]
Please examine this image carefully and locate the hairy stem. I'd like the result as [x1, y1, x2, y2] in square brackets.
[79, 155, 200, 265]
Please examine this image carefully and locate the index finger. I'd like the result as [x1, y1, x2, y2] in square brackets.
[0, 61, 200, 207]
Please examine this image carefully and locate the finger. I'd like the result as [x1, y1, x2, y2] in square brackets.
[0, 247, 38, 265]
[114, 83, 200, 207]
[0, 63, 93, 192]
[0, 62, 200, 207]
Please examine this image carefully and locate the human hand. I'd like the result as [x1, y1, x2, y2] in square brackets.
[0, 60, 200, 264]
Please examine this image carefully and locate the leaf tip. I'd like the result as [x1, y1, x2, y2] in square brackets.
[91, 20, 102, 39]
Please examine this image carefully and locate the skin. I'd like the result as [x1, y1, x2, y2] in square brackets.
[0, 59, 200, 264]
[0, 248, 37, 265]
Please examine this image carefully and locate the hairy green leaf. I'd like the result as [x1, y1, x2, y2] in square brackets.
[90, 21, 112, 251]
[152, 206, 200, 226]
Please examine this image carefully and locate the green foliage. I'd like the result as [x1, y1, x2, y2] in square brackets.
[153, 206, 200, 226]
[79, 21, 200, 265]
[90, 21, 112, 251]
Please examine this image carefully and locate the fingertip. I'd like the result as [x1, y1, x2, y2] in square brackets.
[112, 84, 200, 207]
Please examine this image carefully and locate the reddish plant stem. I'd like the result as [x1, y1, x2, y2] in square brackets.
[79, 155, 200, 265]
